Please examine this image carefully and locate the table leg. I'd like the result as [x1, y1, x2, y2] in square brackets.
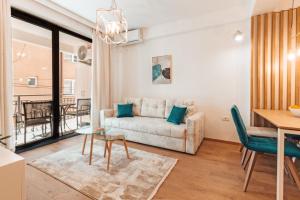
[104, 141, 108, 158]
[82, 135, 87, 155]
[277, 128, 285, 200]
[123, 139, 130, 159]
[89, 134, 94, 165]
[107, 141, 112, 171]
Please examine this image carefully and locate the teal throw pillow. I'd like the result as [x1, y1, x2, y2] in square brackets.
[167, 106, 187, 125]
[117, 103, 133, 118]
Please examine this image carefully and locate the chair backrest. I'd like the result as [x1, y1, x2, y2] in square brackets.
[23, 101, 53, 121]
[77, 98, 91, 111]
[230, 105, 248, 145]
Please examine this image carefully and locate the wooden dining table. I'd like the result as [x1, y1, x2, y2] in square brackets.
[253, 109, 300, 200]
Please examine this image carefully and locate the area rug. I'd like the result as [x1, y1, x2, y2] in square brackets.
[28, 140, 177, 200]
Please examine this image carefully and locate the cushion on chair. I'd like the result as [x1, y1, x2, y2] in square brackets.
[247, 127, 277, 138]
[104, 116, 186, 138]
[167, 106, 187, 125]
[117, 104, 133, 118]
[141, 98, 166, 118]
[286, 134, 300, 140]
[246, 136, 300, 158]
[26, 118, 51, 126]
[67, 110, 90, 116]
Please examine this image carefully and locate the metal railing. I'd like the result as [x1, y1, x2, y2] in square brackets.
[13, 94, 77, 146]
[13, 94, 76, 114]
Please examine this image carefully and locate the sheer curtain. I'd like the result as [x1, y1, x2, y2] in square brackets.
[91, 30, 111, 129]
[0, 0, 14, 150]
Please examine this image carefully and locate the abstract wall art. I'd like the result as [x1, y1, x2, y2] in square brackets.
[152, 55, 172, 84]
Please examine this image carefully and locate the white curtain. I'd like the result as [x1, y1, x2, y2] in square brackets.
[0, 0, 14, 150]
[91, 30, 111, 129]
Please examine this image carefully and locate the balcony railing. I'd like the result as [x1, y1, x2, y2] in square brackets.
[13, 94, 87, 146]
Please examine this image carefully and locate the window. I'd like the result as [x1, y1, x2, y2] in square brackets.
[63, 79, 75, 95]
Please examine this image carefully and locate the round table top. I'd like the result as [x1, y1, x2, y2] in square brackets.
[75, 126, 105, 135]
[75, 126, 125, 141]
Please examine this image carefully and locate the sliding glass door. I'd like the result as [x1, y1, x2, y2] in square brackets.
[59, 32, 92, 136]
[12, 18, 54, 146]
[11, 8, 92, 151]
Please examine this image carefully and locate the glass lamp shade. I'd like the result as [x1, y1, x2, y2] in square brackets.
[288, 52, 296, 61]
[234, 30, 244, 42]
[96, 8, 128, 45]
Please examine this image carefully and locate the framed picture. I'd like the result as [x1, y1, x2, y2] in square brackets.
[26, 76, 38, 87]
[152, 55, 172, 84]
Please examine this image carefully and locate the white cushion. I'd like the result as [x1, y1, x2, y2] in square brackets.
[165, 99, 196, 122]
[105, 116, 186, 138]
[141, 98, 166, 118]
[125, 97, 142, 116]
[247, 127, 277, 138]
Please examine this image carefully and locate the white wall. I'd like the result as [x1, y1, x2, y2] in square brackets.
[111, 20, 251, 142]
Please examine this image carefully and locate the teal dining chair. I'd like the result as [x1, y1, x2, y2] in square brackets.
[231, 105, 300, 191]
[235, 107, 277, 168]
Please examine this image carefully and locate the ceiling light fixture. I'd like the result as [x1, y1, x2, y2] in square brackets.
[96, 0, 128, 45]
[288, 52, 296, 61]
[234, 30, 244, 42]
[13, 44, 27, 63]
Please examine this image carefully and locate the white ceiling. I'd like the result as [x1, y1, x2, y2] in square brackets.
[49, 0, 254, 29]
[12, 18, 89, 52]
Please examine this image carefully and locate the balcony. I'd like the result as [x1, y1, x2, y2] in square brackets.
[13, 94, 91, 146]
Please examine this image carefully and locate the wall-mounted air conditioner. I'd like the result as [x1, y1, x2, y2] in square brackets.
[119, 29, 143, 46]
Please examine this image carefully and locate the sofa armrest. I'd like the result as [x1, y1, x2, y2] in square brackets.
[100, 109, 114, 128]
[185, 112, 205, 154]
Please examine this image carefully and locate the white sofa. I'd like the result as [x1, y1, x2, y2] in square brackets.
[100, 98, 205, 154]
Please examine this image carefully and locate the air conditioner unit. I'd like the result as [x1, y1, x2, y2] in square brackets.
[72, 54, 79, 63]
[119, 29, 143, 46]
[63, 54, 79, 63]
[64, 43, 92, 65]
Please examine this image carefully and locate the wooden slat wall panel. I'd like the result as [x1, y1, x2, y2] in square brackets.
[287, 10, 292, 107]
[296, 8, 300, 105]
[251, 9, 299, 126]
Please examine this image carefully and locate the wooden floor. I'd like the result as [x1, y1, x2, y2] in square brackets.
[20, 136, 300, 200]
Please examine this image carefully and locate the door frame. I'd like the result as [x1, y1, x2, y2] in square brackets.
[11, 8, 92, 152]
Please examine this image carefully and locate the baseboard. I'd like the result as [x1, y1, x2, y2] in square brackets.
[204, 137, 240, 145]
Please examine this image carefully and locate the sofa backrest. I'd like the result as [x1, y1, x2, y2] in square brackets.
[164, 99, 194, 118]
[140, 98, 166, 118]
[123, 97, 197, 121]
[125, 97, 142, 116]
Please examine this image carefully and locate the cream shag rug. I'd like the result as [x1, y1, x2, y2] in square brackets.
[29, 140, 177, 200]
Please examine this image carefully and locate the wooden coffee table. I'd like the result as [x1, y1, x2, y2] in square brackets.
[76, 127, 130, 170]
